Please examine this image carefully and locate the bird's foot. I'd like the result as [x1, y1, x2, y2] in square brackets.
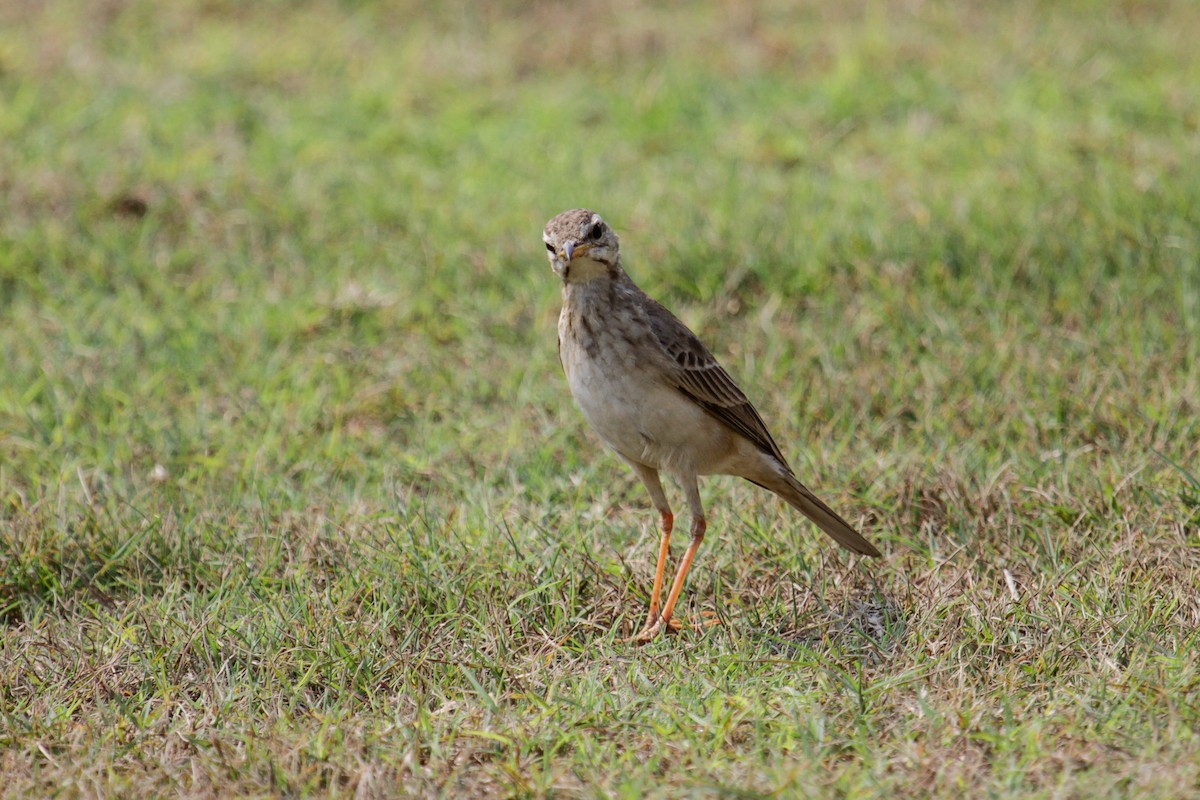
[623, 611, 725, 643]
[622, 624, 659, 645]
[622, 613, 680, 644]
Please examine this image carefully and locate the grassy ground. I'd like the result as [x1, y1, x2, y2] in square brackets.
[2, 0, 1199, 796]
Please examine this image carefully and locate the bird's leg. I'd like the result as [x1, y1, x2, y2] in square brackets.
[629, 474, 706, 643]
[646, 509, 673, 624]
[625, 464, 675, 643]
[654, 513, 706, 635]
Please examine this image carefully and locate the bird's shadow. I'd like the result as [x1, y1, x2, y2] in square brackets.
[741, 588, 907, 663]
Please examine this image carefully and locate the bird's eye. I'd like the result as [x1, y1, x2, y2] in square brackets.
[545, 242, 555, 253]
[590, 222, 604, 240]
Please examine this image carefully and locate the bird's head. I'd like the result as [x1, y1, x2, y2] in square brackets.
[543, 208, 620, 283]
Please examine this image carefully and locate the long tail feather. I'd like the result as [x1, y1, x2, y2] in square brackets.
[769, 474, 881, 557]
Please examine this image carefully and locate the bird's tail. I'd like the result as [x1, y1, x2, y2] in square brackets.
[766, 473, 881, 557]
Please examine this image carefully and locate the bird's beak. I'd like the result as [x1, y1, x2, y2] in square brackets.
[563, 241, 590, 262]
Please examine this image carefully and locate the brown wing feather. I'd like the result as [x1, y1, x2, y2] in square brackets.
[641, 295, 791, 470]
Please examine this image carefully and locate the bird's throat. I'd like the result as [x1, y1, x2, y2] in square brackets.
[561, 256, 612, 285]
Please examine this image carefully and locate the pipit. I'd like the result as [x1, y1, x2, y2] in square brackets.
[544, 208, 881, 643]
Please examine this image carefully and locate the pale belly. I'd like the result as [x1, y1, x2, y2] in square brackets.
[562, 336, 738, 477]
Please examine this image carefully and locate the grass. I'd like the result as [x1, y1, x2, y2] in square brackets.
[2, 0, 1199, 796]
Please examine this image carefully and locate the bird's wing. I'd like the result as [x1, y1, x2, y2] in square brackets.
[641, 295, 792, 470]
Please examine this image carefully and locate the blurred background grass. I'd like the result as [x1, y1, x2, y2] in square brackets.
[1, 0, 1199, 796]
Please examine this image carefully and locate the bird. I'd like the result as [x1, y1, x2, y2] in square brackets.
[543, 208, 881, 643]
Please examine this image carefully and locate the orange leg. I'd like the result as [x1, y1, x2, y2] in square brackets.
[655, 515, 706, 632]
[646, 510, 673, 622]
[630, 515, 706, 643]
[623, 510, 673, 643]
[624, 464, 676, 643]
